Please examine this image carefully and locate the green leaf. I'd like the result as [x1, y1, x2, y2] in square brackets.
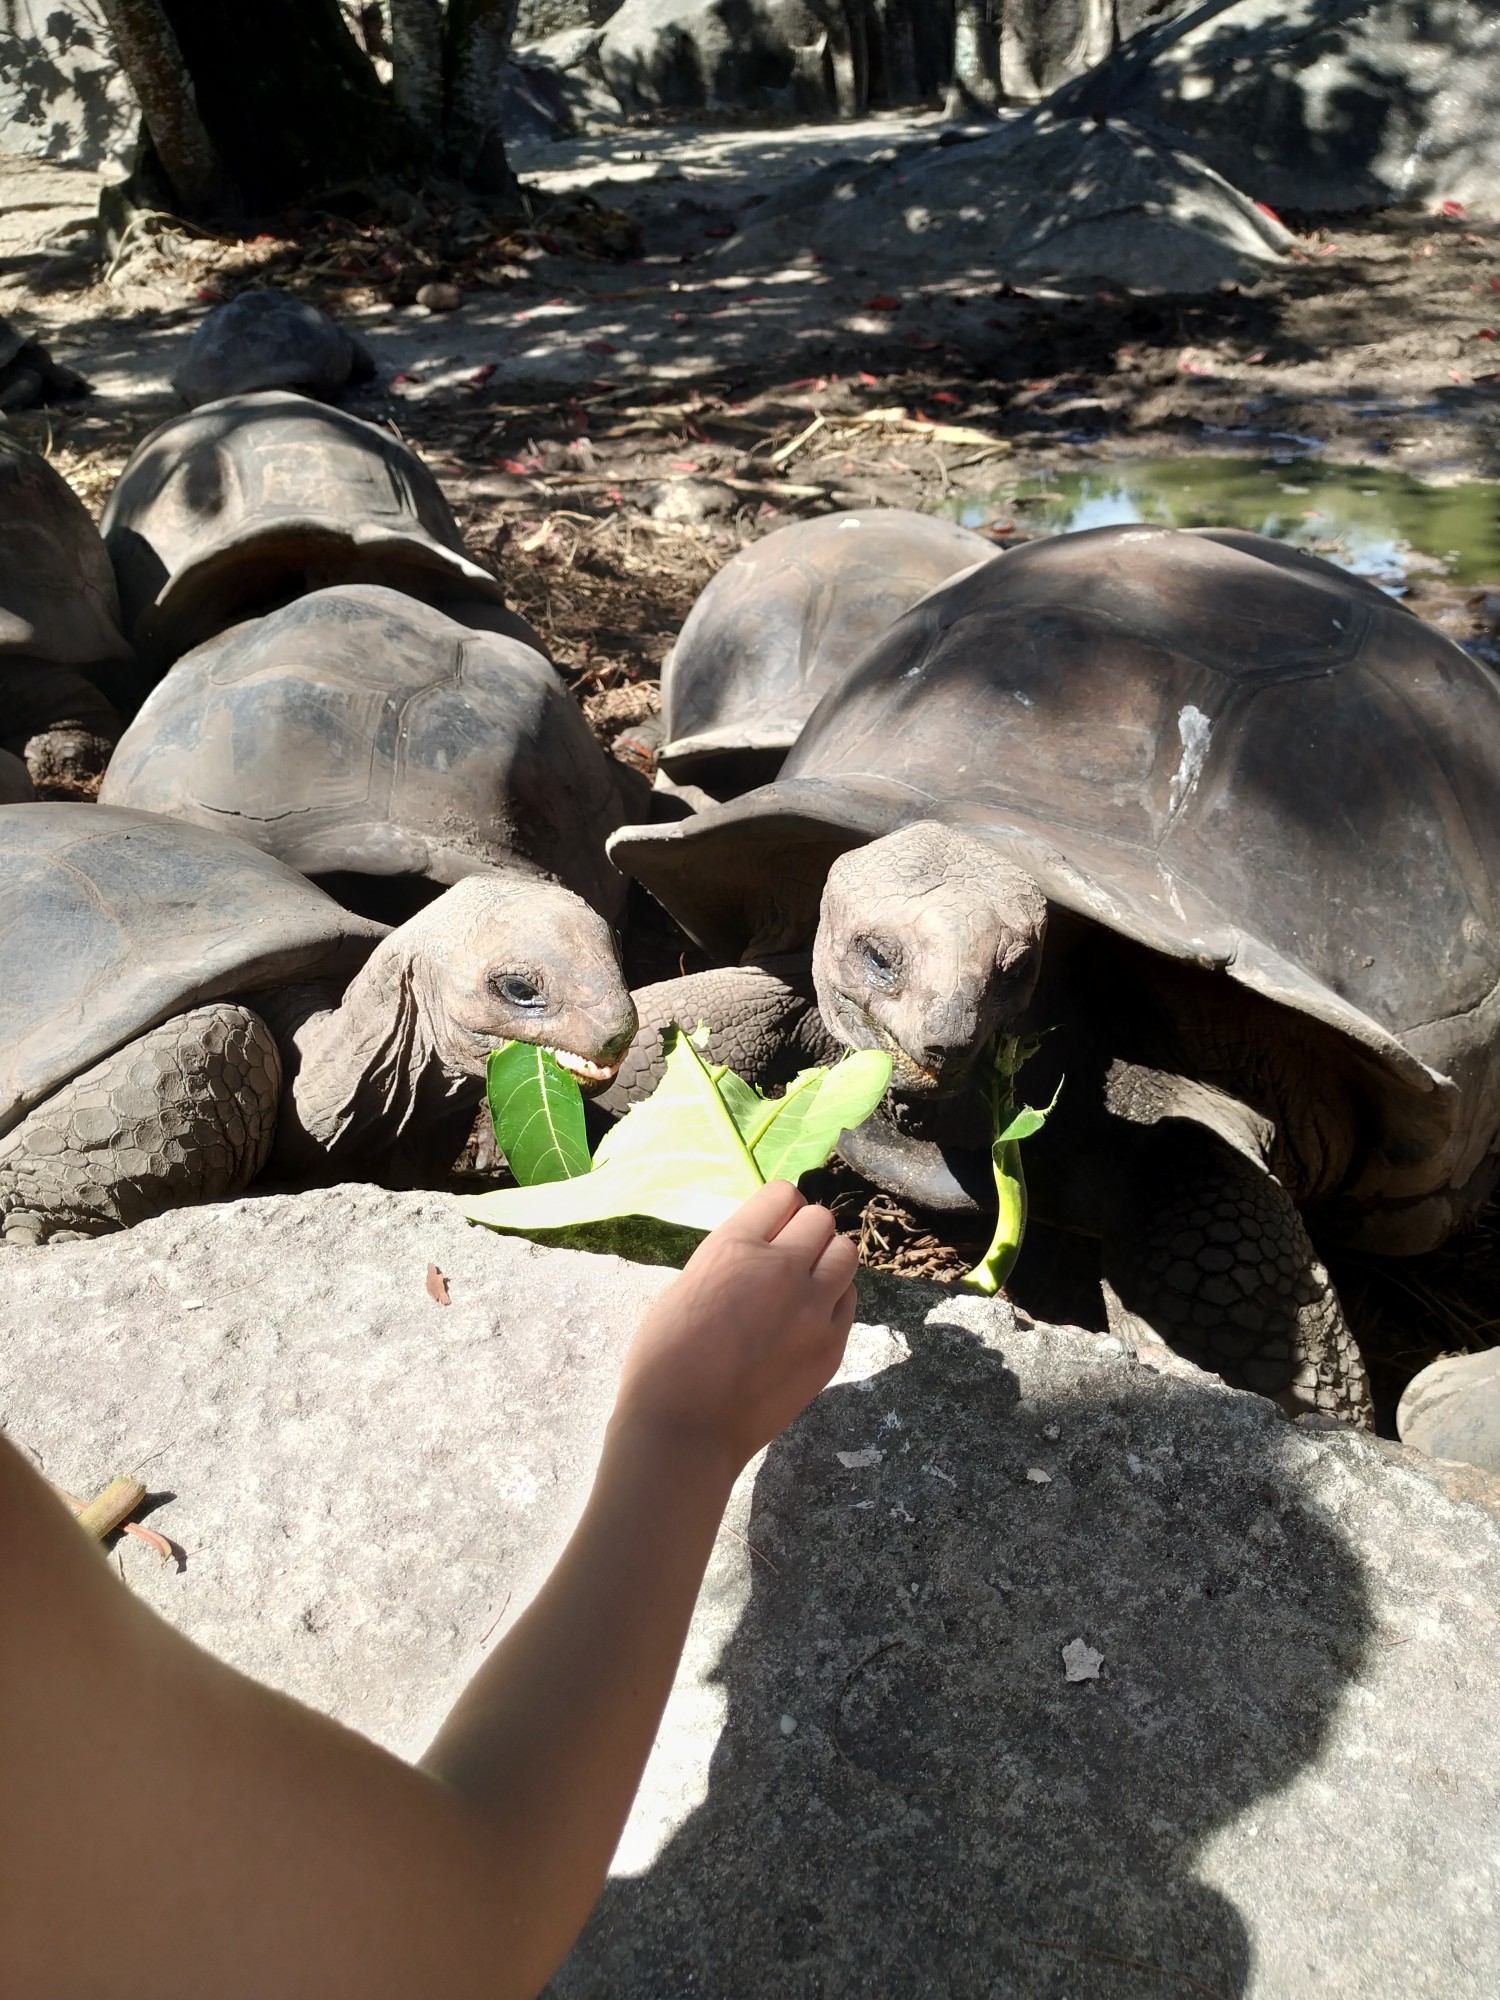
[466, 1026, 764, 1236]
[747, 1051, 893, 1183]
[463, 1031, 894, 1243]
[486, 1041, 591, 1186]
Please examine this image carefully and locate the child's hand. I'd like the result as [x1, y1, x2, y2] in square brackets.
[613, 1181, 859, 1477]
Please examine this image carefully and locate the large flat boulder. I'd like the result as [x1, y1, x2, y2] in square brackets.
[2, 1184, 1497, 1995]
[1053, 0, 1500, 214]
[719, 113, 1292, 294]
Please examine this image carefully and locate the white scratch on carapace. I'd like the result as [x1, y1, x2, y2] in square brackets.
[1168, 703, 1212, 816]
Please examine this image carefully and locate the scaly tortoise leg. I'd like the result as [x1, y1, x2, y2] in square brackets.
[0, 1004, 281, 1245]
[1098, 1115, 1373, 1428]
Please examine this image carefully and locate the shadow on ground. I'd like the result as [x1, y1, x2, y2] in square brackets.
[554, 1320, 1371, 1998]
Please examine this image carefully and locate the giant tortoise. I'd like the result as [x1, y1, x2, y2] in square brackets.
[608, 524, 1500, 1424]
[658, 508, 993, 798]
[99, 585, 645, 926]
[101, 390, 536, 673]
[0, 429, 130, 790]
[0, 805, 637, 1244]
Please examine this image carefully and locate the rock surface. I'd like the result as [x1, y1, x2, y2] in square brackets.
[598, 0, 860, 119]
[1399, 1343, 1500, 1474]
[2, 1184, 1498, 1996]
[1055, 0, 1500, 214]
[719, 114, 1292, 294]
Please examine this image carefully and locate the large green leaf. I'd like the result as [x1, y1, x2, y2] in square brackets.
[485, 1041, 591, 1186]
[746, 1052, 893, 1183]
[463, 1030, 894, 1241]
[466, 1027, 763, 1235]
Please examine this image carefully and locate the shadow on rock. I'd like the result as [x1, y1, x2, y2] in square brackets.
[555, 1312, 1372, 1997]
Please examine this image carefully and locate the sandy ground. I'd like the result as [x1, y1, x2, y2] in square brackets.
[6, 118, 1500, 1419]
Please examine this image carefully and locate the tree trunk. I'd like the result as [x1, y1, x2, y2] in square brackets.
[950, 0, 1000, 106]
[93, 0, 225, 211]
[869, 0, 920, 104]
[145, 0, 415, 213]
[389, 0, 445, 138]
[444, 0, 521, 199]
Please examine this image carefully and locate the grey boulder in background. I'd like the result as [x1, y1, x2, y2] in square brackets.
[1053, 0, 1500, 214]
[720, 113, 1292, 294]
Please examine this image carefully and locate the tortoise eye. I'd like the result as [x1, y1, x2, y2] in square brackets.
[861, 940, 899, 991]
[493, 973, 545, 1009]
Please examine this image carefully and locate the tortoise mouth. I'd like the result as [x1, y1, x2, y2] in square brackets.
[831, 998, 975, 1098]
[547, 1045, 620, 1092]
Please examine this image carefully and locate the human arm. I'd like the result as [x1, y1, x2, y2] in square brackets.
[0, 1182, 856, 2000]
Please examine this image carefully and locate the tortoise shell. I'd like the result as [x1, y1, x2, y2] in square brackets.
[0, 803, 382, 1141]
[659, 508, 993, 795]
[101, 390, 509, 670]
[99, 586, 638, 921]
[0, 430, 132, 667]
[613, 524, 1500, 1137]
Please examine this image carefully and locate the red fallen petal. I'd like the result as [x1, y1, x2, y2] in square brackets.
[931, 391, 961, 405]
[584, 340, 618, 354]
[1023, 378, 1054, 391]
[858, 371, 879, 385]
[606, 487, 625, 502]
[989, 521, 1015, 534]
[864, 294, 901, 311]
[391, 372, 413, 385]
[1451, 370, 1466, 383]
[1319, 243, 1337, 255]
[468, 362, 498, 384]
[1246, 349, 1267, 362]
[787, 376, 829, 391]
[1441, 199, 1467, 217]
[1489, 277, 1500, 290]
[496, 457, 541, 475]
[670, 459, 701, 471]
[1476, 329, 1498, 340]
[704, 223, 736, 237]
[670, 310, 689, 322]
[1254, 200, 1284, 225]
[195, 287, 225, 304]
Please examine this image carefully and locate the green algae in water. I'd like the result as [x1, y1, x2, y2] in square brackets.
[949, 457, 1500, 589]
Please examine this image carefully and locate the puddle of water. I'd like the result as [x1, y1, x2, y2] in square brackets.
[948, 456, 1500, 591]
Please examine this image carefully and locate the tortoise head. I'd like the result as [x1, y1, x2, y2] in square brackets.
[811, 823, 1047, 1095]
[399, 874, 637, 1091]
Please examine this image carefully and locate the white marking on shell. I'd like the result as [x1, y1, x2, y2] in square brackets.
[1167, 704, 1212, 816]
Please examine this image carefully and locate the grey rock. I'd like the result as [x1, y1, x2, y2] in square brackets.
[648, 475, 736, 522]
[0, 0, 138, 169]
[1399, 1344, 1500, 1475]
[173, 288, 377, 408]
[598, 0, 860, 119]
[719, 113, 1291, 295]
[1052, 0, 1500, 214]
[2, 1184, 1497, 1995]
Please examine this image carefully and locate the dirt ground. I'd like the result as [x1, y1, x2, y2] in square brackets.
[6, 115, 1500, 1424]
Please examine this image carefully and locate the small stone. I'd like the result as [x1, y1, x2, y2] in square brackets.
[1042, 1423, 1060, 1440]
[416, 281, 462, 312]
[779, 1713, 798, 1736]
[1025, 1467, 1052, 1485]
[1062, 1637, 1104, 1682]
[837, 1447, 883, 1469]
